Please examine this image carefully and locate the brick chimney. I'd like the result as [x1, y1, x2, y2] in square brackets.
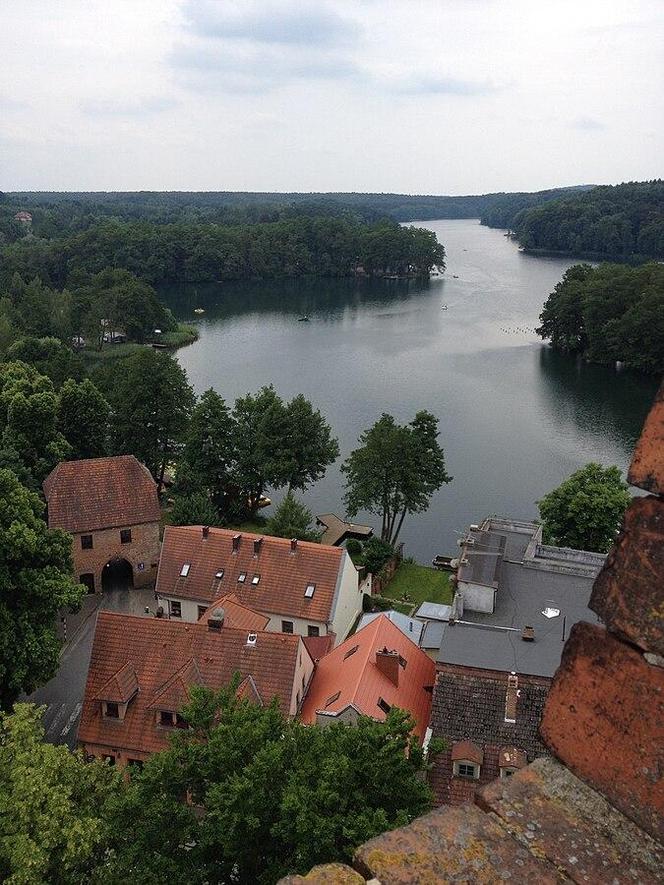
[208, 607, 225, 631]
[202, 525, 209, 539]
[232, 533, 241, 553]
[253, 537, 263, 556]
[376, 647, 399, 687]
[504, 672, 518, 723]
[290, 538, 298, 553]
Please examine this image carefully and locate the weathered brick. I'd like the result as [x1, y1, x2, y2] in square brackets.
[478, 756, 664, 884]
[540, 622, 664, 842]
[590, 496, 664, 655]
[628, 380, 664, 494]
[354, 803, 559, 884]
[278, 863, 366, 884]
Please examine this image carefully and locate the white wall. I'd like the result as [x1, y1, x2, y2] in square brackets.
[458, 580, 496, 614]
[329, 553, 362, 642]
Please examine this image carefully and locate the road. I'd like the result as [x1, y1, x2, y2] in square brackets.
[28, 585, 156, 750]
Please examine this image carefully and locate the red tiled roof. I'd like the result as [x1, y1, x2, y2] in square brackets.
[197, 594, 270, 632]
[451, 740, 484, 765]
[78, 611, 305, 757]
[43, 456, 160, 533]
[302, 633, 335, 661]
[157, 526, 345, 622]
[300, 615, 436, 739]
[499, 746, 527, 769]
[95, 662, 138, 704]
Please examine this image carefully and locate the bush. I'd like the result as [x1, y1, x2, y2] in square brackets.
[362, 537, 395, 574]
[363, 593, 393, 612]
[345, 538, 362, 558]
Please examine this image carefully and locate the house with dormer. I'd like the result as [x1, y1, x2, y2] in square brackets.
[155, 526, 362, 645]
[77, 610, 315, 766]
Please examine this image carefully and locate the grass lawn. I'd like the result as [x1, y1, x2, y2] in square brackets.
[381, 562, 454, 609]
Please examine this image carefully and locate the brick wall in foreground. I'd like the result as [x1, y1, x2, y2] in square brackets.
[279, 379, 664, 884]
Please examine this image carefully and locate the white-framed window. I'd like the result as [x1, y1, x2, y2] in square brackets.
[453, 760, 480, 779]
[180, 563, 190, 577]
[500, 767, 518, 778]
[169, 600, 182, 618]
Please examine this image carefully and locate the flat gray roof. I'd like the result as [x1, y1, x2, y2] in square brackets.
[414, 602, 452, 622]
[439, 519, 605, 678]
[419, 619, 445, 651]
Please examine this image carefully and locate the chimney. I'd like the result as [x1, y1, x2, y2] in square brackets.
[232, 533, 241, 553]
[375, 647, 399, 687]
[208, 607, 225, 631]
[253, 537, 263, 556]
[521, 625, 535, 642]
[290, 538, 298, 553]
[505, 672, 519, 723]
[202, 525, 209, 539]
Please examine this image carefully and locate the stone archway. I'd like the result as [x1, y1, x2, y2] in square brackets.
[102, 557, 134, 593]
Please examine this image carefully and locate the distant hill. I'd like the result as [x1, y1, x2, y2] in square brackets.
[1, 185, 593, 231]
[506, 180, 664, 262]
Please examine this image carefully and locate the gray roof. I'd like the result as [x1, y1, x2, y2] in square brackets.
[357, 610, 423, 644]
[438, 519, 605, 678]
[414, 602, 452, 622]
[419, 619, 445, 652]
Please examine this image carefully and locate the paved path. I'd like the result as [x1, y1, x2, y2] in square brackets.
[28, 586, 156, 750]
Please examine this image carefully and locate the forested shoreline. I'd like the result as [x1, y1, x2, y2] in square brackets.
[537, 262, 664, 373]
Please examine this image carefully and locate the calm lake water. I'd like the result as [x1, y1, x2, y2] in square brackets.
[162, 219, 658, 563]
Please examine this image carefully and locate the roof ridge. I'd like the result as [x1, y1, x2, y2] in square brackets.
[169, 523, 342, 553]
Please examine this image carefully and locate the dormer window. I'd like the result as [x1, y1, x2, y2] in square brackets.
[251, 573, 260, 585]
[238, 572, 247, 583]
[158, 711, 188, 729]
[180, 563, 191, 577]
[104, 702, 119, 719]
[304, 583, 316, 598]
[451, 740, 483, 780]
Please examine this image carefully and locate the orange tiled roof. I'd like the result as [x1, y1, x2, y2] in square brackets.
[302, 633, 335, 661]
[300, 615, 436, 739]
[157, 526, 345, 622]
[43, 455, 160, 533]
[197, 593, 270, 632]
[78, 611, 306, 757]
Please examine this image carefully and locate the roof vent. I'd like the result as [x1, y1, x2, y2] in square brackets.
[542, 606, 560, 619]
[469, 524, 480, 531]
[202, 525, 210, 539]
[232, 533, 241, 553]
[465, 538, 475, 547]
[246, 632, 257, 647]
[290, 538, 298, 553]
[253, 537, 263, 556]
[208, 608, 225, 631]
[521, 625, 535, 642]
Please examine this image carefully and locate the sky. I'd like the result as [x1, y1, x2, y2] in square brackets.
[1, 0, 662, 194]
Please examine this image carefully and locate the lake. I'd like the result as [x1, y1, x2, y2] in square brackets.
[161, 219, 658, 564]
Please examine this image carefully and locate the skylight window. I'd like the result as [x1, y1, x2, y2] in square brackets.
[343, 645, 359, 660]
[215, 569, 224, 579]
[238, 573, 247, 583]
[304, 583, 316, 598]
[180, 563, 191, 577]
[542, 606, 560, 619]
[377, 697, 392, 714]
[251, 574, 260, 585]
[325, 690, 341, 708]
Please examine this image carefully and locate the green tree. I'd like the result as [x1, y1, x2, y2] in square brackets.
[361, 536, 395, 574]
[283, 393, 339, 493]
[0, 361, 71, 486]
[105, 684, 436, 884]
[0, 470, 84, 708]
[267, 492, 319, 541]
[58, 378, 110, 459]
[169, 491, 221, 528]
[105, 350, 194, 489]
[0, 704, 119, 884]
[342, 411, 451, 546]
[537, 463, 631, 552]
[176, 388, 235, 511]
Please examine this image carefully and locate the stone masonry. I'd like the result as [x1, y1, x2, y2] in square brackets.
[72, 522, 160, 593]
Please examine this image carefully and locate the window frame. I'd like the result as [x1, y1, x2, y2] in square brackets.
[307, 625, 320, 637]
[281, 620, 294, 634]
[454, 760, 480, 780]
[104, 701, 120, 720]
[169, 600, 182, 619]
[120, 528, 132, 545]
[81, 534, 93, 550]
[377, 697, 392, 714]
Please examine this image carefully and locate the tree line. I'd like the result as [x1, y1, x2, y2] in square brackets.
[0, 215, 445, 287]
[504, 180, 664, 261]
[537, 261, 664, 373]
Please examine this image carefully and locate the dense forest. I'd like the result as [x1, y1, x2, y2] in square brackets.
[0, 216, 445, 288]
[506, 181, 664, 261]
[0, 185, 588, 237]
[537, 262, 664, 373]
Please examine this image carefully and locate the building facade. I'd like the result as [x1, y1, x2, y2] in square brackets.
[43, 455, 161, 593]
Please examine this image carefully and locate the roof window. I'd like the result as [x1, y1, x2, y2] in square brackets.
[398, 655, 408, 669]
[238, 572, 247, 583]
[377, 697, 392, 714]
[251, 574, 260, 585]
[304, 583, 316, 598]
[343, 644, 359, 660]
[325, 690, 341, 708]
[180, 563, 191, 577]
[215, 569, 224, 579]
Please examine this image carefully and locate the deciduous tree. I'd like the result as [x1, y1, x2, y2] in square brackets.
[537, 462, 631, 553]
[267, 493, 319, 541]
[58, 377, 110, 459]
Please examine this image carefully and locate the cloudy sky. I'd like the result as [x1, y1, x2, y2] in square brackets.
[1, 0, 662, 194]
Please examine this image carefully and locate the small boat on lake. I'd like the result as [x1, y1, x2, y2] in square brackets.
[441, 304, 448, 310]
[452, 274, 459, 279]
[194, 307, 205, 314]
[298, 315, 310, 322]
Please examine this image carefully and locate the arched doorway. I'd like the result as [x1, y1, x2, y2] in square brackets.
[102, 557, 134, 593]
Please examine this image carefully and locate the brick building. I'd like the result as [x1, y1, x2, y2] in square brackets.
[43, 455, 161, 594]
[78, 610, 315, 766]
[428, 517, 605, 805]
[155, 526, 362, 645]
